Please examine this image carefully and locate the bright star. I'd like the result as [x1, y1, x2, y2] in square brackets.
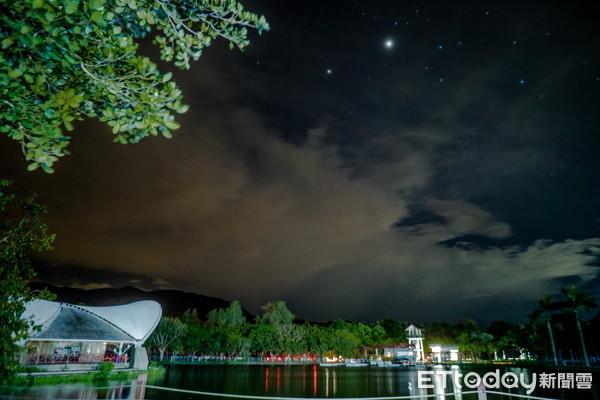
[384, 39, 394, 49]
[326, 69, 332, 75]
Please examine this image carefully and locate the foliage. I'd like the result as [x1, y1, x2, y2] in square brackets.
[149, 293, 600, 365]
[456, 321, 495, 363]
[559, 286, 597, 315]
[0, 0, 269, 172]
[183, 323, 212, 355]
[558, 286, 597, 367]
[519, 288, 599, 366]
[95, 361, 115, 380]
[255, 301, 295, 327]
[207, 300, 246, 327]
[248, 324, 276, 358]
[146, 316, 187, 360]
[376, 318, 406, 342]
[301, 323, 332, 357]
[486, 321, 524, 360]
[274, 323, 304, 355]
[181, 308, 201, 326]
[536, 294, 560, 365]
[330, 327, 361, 357]
[0, 180, 55, 384]
[423, 321, 461, 348]
[14, 367, 156, 386]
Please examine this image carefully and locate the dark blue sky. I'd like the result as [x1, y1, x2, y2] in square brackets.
[2, 0, 599, 323]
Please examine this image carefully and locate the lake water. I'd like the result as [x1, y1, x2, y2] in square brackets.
[1, 364, 599, 400]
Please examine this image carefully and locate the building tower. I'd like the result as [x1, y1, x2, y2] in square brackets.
[405, 323, 425, 363]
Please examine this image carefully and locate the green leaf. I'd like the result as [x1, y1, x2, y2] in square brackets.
[63, 119, 74, 131]
[8, 69, 23, 78]
[40, 164, 55, 173]
[165, 120, 180, 130]
[176, 104, 189, 114]
[65, 0, 80, 14]
[0, 0, 269, 173]
[2, 38, 15, 49]
[90, 10, 102, 22]
[88, 0, 106, 9]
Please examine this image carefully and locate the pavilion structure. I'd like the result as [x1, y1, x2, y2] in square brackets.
[360, 343, 416, 362]
[429, 344, 460, 363]
[18, 299, 161, 371]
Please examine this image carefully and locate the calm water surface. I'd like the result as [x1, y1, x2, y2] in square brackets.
[1, 365, 598, 400]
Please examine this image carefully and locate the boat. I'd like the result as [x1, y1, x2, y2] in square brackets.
[319, 361, 345, 366]
[345, 358, 370, 367]
[319, 356, 345, 366]
[376, 360, 398, 367]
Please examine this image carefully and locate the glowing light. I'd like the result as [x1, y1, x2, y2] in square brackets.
[384, 39, 394, 49]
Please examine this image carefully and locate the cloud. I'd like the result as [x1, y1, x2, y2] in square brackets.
[23, 109, 409, 310]
[71, 282, 113, 291]
[5, 26, 598, 324]
[30, 111, 598, 323]
[285, 236, 600, 323]
[423, 198, 511, 240]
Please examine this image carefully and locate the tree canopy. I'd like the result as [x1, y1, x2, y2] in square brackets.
[1, 0, 269, 172]
[207, 300, 246, 327]
[146, 316, 187, 360]
[0, 181, 55, 383]
[255, 301, 295, 327]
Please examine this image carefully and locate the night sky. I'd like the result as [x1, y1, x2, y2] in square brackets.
[2, 0, 599, 324]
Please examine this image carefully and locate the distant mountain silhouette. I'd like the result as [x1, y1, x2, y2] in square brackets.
[29, 282, 254, 321]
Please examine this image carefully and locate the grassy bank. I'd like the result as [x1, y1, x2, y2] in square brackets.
[13, 362, 165, 386]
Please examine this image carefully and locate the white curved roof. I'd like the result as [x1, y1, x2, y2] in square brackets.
[22, 299, 162, 344]
[78, 301, 162, 341]
[21, 299, 61, 327]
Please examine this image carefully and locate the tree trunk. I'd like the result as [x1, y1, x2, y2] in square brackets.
[546, 319, 558, 366]
[574, 311, 590, 367]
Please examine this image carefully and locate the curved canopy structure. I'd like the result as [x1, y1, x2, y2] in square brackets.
[21, 299, 162, 345]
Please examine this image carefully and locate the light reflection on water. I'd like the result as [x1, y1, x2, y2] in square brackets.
[0, 374, 148, 400]
[1, 365, 598, 400]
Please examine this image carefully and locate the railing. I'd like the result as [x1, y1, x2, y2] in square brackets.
[20, 353, 129, 365]
[3, 381, 562, 400]
[142, 385, 562, 400]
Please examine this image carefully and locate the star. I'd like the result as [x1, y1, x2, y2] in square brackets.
[384, 39, 394, 49]
[326, 68, 333, 75]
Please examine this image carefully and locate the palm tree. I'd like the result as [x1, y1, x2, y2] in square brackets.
[559, 286, 597, 367]
[538, 295, 560, 366]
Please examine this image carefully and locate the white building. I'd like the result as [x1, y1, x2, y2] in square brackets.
[361, 343, 416, 361]
[19, 299, 161, 371]
[429, 344, 460, 363]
